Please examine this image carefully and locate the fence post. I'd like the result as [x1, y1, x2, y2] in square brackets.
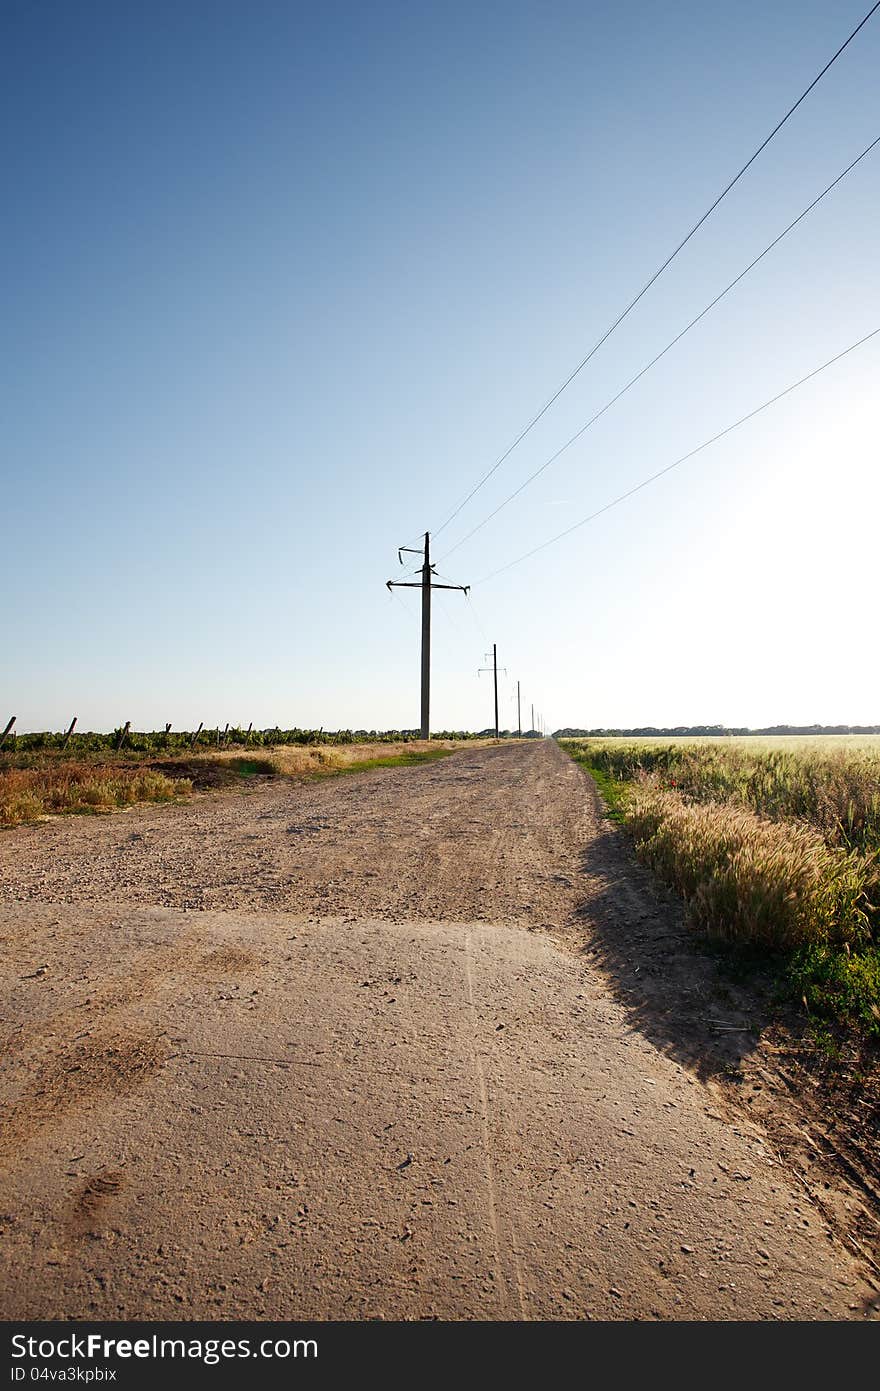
[190, 722, 203, 750]
[61, 716, 77, 750]
[115, 721, 131, 752]
[0, 716, 16, 750]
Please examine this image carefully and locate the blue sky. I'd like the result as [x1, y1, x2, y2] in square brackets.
[3, 0, 878, 733]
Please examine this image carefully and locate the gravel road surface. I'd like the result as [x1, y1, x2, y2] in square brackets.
[1, 741, 877, 1319]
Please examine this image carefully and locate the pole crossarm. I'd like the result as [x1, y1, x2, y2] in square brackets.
[387, 581, 470, 593]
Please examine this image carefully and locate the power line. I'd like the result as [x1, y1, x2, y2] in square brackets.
[476, 327, 880, 585]
[436, 132, 880, 563]
[389, 585, 419, 624]
[432, 587, 475, 655]
[428, 1, 880, 544]
[464, 592, 491, 645]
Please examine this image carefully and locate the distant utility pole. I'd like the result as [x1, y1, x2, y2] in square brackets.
[478, 644, 506, 739]
[387, 532, 469, 740]
[531, 703, 535, 735]
[517, 680, 522, 737]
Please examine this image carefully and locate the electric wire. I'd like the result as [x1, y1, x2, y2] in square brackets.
[437, 132, 880, 563]
[427, 1, 880, 544]
[464, 592, 491, 646]
[389, 586, 420, 623]
[476, 326, 880, 584]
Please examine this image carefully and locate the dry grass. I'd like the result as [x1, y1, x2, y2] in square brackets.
[215, 738, 468, 778]
[0, 739, 491, 828]
[627, 785, 872, 948]
[561, 738, 880, 1038]
[576, 734, 880, 751]
[0, 764, 191, 828]
[563, 740, 880, 853]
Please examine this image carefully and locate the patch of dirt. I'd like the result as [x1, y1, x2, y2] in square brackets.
[0, 1030, 169, 1162]
[149, 759, 274, 791]
[68, 1168, 126, 1238]
[199, 946, 259, 973]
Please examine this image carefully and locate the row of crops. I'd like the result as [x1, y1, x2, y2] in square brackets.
[5, 727, 485, 756]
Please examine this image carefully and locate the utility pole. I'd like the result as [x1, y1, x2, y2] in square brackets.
[517, 680, 521, 737]
[478, 644, 505, 739]
[387, 533, 469, 740]
[531, 703, 535, 735]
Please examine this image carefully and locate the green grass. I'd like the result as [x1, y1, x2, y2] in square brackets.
[789, 943, 880, 1039]
[225, 758, 276, 778]
[566, 748, 629, 823]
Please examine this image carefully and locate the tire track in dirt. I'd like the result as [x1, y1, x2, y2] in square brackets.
[463, 928, 528, 1319]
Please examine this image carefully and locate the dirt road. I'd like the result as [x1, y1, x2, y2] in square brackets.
[1, 741, 877, 1319]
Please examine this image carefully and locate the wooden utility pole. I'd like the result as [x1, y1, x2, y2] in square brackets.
[478, 645, 506, 739]
[387, 533, 469, 740]
[420, 540, 431, 740]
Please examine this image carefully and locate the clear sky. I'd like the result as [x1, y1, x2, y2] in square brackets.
[3, 0, 878, 734]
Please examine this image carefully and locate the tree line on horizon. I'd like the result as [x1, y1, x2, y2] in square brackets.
[552, 724, 880, 738]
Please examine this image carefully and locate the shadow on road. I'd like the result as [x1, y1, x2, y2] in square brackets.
[571, 814, 777, 1086]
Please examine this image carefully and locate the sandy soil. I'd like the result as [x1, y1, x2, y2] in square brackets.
[0, 740, 877, 1319]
